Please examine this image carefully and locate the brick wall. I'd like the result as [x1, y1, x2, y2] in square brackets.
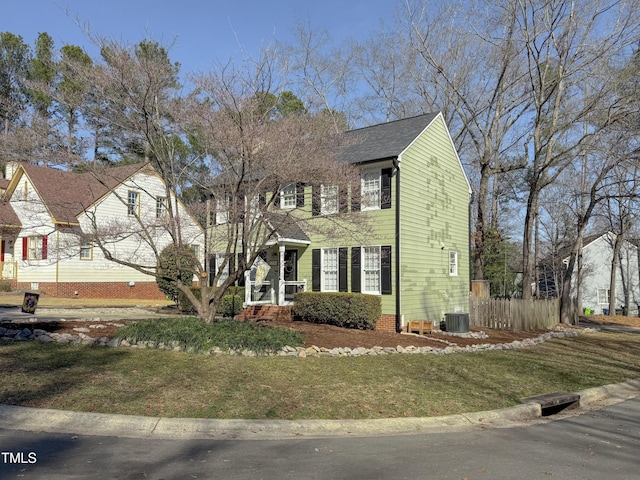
[376, 314, 398, 333]
[14, 281, 167, 300]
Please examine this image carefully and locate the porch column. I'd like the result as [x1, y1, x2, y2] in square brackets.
[278, 243, 286, 306]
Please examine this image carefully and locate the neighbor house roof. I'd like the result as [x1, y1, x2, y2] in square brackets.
[4, 162, 149, 225]
[339, 113, 439, 164]
[0, 202, 21, 228]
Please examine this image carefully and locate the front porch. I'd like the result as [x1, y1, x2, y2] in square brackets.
[244, 238, 309, 307]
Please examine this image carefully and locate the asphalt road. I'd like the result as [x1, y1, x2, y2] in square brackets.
[1, 396, 638, 480]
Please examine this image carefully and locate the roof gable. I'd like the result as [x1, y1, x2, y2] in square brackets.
[339, 113, 439, 164]
[5, 162, 148, 225]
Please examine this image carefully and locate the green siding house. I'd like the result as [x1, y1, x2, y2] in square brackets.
[215, 113, 471, 332]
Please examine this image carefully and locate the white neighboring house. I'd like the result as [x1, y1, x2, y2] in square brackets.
[0, 162, 204, 299]
[567, 232, 640, 315]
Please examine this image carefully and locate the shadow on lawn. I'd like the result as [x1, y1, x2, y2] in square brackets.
[0, 340, 133, 408]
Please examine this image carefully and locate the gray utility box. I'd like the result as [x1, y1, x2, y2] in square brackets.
[444, 313, 470, 333]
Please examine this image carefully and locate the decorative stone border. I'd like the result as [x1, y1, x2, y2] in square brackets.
[0, 324, 595, 357]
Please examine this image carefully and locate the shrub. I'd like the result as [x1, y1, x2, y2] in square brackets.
[177, 286, 200, 314]
[0, 282, 12, 292]
[157, 245, 196, 303]
[219, 294, 244, 318]
[116, 317, 303, 354]
[292, 292, 381, 330]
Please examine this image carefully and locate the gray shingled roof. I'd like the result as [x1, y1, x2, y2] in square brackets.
[339, 113, 439, 164]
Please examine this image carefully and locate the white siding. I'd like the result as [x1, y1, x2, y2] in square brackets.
[572, 233, 640, 314]
[13, 169, 204, 285]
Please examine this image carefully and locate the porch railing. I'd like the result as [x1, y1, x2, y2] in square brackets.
[247, 280, 307, 305]
[249, 281, 275, 305]
[283, 280, 307, 302]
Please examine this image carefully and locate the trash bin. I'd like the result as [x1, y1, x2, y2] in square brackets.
[444, 313, 470, 333]
[603, 308, 609, 315]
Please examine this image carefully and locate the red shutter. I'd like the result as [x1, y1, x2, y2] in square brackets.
[22, 237, 28, 260]
[1, 240, 5, 262]
[42, 236, 48, 260]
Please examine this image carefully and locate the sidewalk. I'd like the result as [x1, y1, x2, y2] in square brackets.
[1, 379, 639, 440]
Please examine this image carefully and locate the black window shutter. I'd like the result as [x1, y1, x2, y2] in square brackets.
[339, 186, 348, 213]
[237, 253, 246, 286]
[339, 247, 348, 292]
[351, 247, 361, 293]
[311, 185, 320, 216]
[381, 245, 392, 294]
[381, 168, 392, 209]
[312, 249, 321, 291]
[273, 190, 281, 209]
[296, 183, 305, 207]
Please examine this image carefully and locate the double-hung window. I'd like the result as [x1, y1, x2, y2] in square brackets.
[281, 184, 296, 209]
[449, 251, 458, 276]
[322, 248, 339, 292]
[127, 191, 139, 217]
[22, 236, 47, 261]
[320, 185, 339, 215]
[156, 196, 167, 218]
[361, 171, 381, 211]
[80, 243, 93, 260]
[597, 289, 610, 305]
[362, 246, 381, 294]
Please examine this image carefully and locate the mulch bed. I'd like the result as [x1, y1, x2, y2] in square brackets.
[3, 317, 553, 350]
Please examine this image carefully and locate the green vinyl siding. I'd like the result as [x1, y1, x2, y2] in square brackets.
[297, 163, 398, 315]
[399, 115, 470, 322]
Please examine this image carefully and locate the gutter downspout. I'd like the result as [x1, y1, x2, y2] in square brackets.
[394, 157, 401, 333]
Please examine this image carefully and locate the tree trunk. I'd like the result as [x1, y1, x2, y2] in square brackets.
[473, 162, 492, 280]
[521, 188, 540, 300]
[608, 233, 623, 316]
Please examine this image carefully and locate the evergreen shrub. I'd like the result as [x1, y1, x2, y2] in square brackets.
[292, 292, 381, 330]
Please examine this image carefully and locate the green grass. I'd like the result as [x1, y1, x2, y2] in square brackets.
[1, 330, 639, 419]
[116, 317, 304, 355]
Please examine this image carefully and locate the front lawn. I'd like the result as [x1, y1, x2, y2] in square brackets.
[1, 329, 639, 419]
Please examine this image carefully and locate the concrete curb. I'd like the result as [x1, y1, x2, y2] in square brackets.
[2, 379, 637, 440]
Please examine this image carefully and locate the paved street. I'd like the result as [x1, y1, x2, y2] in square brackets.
[1, 397, 638, 480]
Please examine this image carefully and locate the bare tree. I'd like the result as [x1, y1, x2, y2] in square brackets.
[517, 0, 640, 300]
[61, 39, 363, 322]
[402, 0, 531, 280]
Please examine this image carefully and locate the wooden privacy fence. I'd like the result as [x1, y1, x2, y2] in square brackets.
[469, 298, 560, 331]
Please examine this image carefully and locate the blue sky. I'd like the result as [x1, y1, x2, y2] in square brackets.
[3, 0, 398, 74]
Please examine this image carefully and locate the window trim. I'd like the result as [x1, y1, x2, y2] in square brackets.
[449, 251, 458, 276]
[362, 245, 382, 294]
[156, 196, 167, 218]
[321, 247, 339, 292]
[320, 184, 339, 215]
[80, 243, 93, 261]
[127, 190, 140, 217]
[361, 170, 381, 211]
[23, 235, 47, 261]
[597, 288, 610, 305]
[281, 184, 297, 209]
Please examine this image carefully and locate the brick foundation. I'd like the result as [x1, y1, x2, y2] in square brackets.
[376, 314, 398, 333]
[14, 281, 167, 300]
